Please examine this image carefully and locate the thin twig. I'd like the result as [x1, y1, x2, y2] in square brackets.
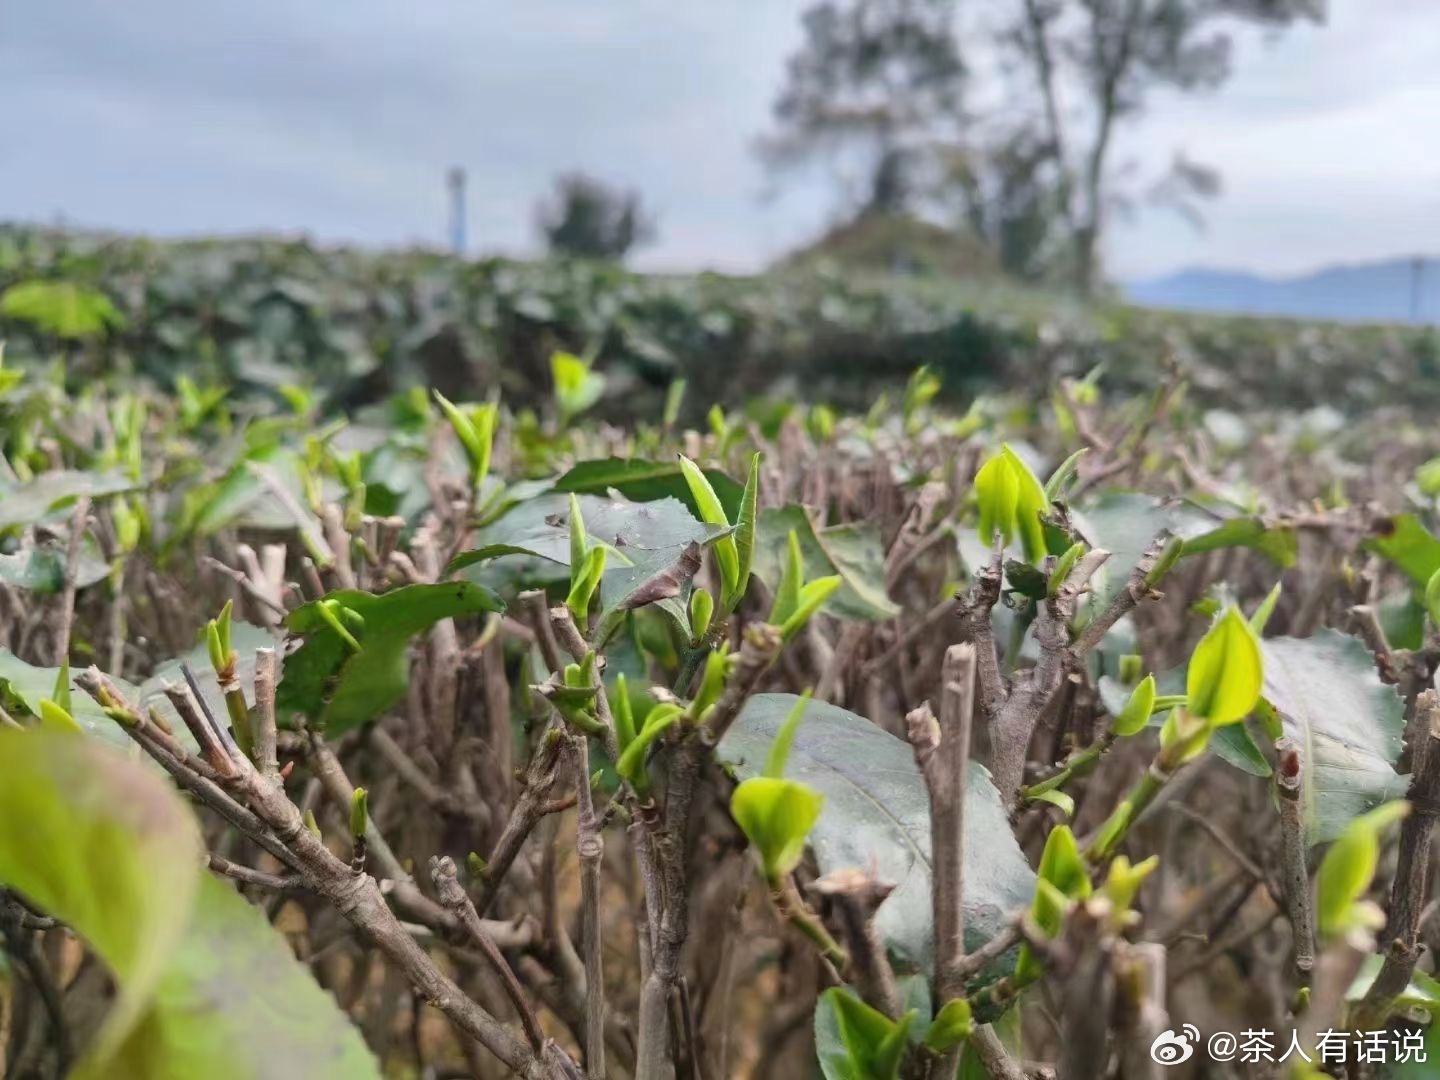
[251, 647, 281, 785]
[430, 855, 546, 1054]
[1357, 689, 1440, 1028]
[208, 853, 304, 892]
[1275, 739, 1315, 975]
[907, 646, 978, 1078]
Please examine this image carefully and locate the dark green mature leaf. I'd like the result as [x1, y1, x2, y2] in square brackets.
[453, 493, 728, 638]
[1076, 492, 1296, 606]
[553, 457, 744, 521]
[278, 583, 504, 733]
[1262, 631, 1407, 843]
[1380, 590, 1427, 651]
[112, 876, 381, 1080]
[753, 506, 899, 622]
[718, 694, 1033, 973]
[1368, 513, 1440, 585]
[0, 729, 202, 1076]
[0, 469, 136, 530]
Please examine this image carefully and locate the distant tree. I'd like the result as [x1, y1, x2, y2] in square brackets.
[764, 0, 1324, 291]
[758, 0, 965, 217]
[536, 172, 656, 262]
[1001, 0, 1325, 292]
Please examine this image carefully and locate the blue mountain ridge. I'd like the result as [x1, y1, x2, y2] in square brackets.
[1126, 256, 1440, 324]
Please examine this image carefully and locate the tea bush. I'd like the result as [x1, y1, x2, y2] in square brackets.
[4, 340, 1440, 1078]
[3, 224, 1440, 420]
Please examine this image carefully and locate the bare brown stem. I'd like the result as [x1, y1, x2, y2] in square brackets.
[1275, 739, 1315, 975]
[1357, 689, 1440, 1028]
[430, 855, 546, 1054]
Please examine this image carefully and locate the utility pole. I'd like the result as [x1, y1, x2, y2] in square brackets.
[447, 167, 467, 256]
[1411, 255, 1426, 324]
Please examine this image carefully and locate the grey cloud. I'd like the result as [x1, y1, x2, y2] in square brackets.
[1, 0, 1435, 278]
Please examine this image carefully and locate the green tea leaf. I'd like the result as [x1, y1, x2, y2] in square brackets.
[0, 280, 124, 339]
[278, 583, 504, 733]
[0, 729, 200, 1074]
[1316, 801, 1408, 940]
[1368, 513, 1440, 585]
[1262, 631, 1408, 843]
[552, 457, 744, 520]
[719, 694, 1034, 974]
[975, 444, 1047, 564]
[754, 505, 899, 622]
[1186, 607, 1263, 726]
[730, 776, 825, 880]
[1110, 674, 1157, 737]
[110, 875, 382, 1080]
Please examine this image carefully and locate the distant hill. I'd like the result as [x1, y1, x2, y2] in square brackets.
[1127, 256, 1440, 324]
[775, 212, 999, 280]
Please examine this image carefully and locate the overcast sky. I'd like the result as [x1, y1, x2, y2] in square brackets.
[3, 0, 1437, 281]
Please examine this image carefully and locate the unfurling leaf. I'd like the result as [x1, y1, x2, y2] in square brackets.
[679, 454, 740, 601]
[1158, 708, 1212, 766]
[1417, 457, 1440, 497]
[726, 452, 762, 611]
[1110, 674, 1157, 737]
[1017, 825, 1091, 981]
[1044, 448, 1088, 502]
[434, 392, 497, 490]
[1047, 542, 1085, 598]
[1032, 788, 1075, 818]
[689, 587, 714, 644]
[612, 673, 637, 752]
[975, 444, 1048, 564]
[690, 647, 730, 721]
[769, 529, 805, 627]
[568, 493, 589, 572]
[551, 350, 605, 421]
[1186, 606, 1263, 726]
[779, 575, 842, 642]
[731, 776, 824, 881]
[349, 788, 368, 839]
[923, 997, 974, 1053]
[1144, 534, 1185, 589]
[206, 599, 235, 675]
[566, 546, 607, 624]
[1250, 581, 1282, 634]
[663, 378, 686, 427]
[615, 703, 685, 794]
[763, 690, 812, 779]
[1100, 855, 1158, 911]
[1036, 824, 1091, 901]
